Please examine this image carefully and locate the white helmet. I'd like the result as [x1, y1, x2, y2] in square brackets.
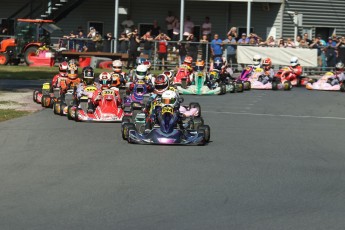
[99, 72, 112, 89]
[135, 64, 148, 80]
[290, 56, 299, 67]
[253, 54, 262, 67]
[112, 60, 123, 73]
[161, 90, 178, 107]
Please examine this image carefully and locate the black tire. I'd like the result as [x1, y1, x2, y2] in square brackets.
[284, 81, 292, 91]
[229, 83, 236, 93]
[122, 123, 135, 140]
[197, 129, 206, 146]
[60, 103, 66, 116]
[219, 83, 226, 95]
[244, 81, 251, 90]
[41, 95, 47, 107]
[0, 53, 9, 65]
[340, 84, 345, 92]
[53, 102, 58, 115]
[67, 106, 73, 120]
[189, 102, 201, 117]
[236, 82, 244, 93]
[181, 78, 187, 89]
[198, 125, 211, 142]
[24, 46, 38, 65]
[272, 81, 278, 90]
[75, 108, 81, 122]
[33, 90, 39, 102]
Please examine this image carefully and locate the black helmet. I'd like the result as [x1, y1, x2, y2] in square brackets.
[82, 66, 95, 85]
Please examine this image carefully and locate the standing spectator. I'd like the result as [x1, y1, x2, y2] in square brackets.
[92, 32, 103, 52]
[263, 36, 276, 46]
[141, 31, 154, 60]
[336, 36, 345, 63]
[178, 42, 187, 65]
[223, 34, 237, 67]
[63, 31, 77, 51]
[200, 34, 210, 62]
[299, 39, 308, 48]
[210, 34, 223, 58]
[121, 15, 134, 34]
[317, 34, 327, 46]
[186, 33, 198, 62]
[183, 16, 194, 40]
[303, 33, 312, 46]
[76, 30, 86, 52]
[155, 33, 171, 70]
[295, 35, 302, 47]
[326, 36, 337, 47]
[118, 32, 129, 53]
[151, 20, 161, 38]
[201, 16, 212, 41]
[237, 33, 249, 44]
[172, 18, 180, 50]
[103, 32, 114, 52]
[325, 45, 337, 68]
[126, 29, 141, 69]
[227, 27, 238, 41]
[278, 38, 287, 47]
[87, 27, 97, 51]
[165, 11, 175, 39]
[310, 37, 323, 70]
[286, 38, 295, 48]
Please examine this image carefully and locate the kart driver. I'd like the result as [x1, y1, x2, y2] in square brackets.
[128, 64, 153, 94]
[110, 60, 128, 88]
[76, 66, 96, 98]
[328, 62, 345, 86]
[259, 58, 275, 84]
[52, 61, 69, 89]
[289, 56, 303, 78]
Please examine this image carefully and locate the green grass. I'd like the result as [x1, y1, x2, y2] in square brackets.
[0, 109, 31, 122]
[0, 101, 21, 105]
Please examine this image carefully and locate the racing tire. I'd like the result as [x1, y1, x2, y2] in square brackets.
[33, 90, 39, 102]
[272, 81, 278, 91]
[219, 83, 226, 95]
[189, 102, 201, 117]
[340, 84, 345, 92]
[229, 83, 236, 93]
[60, 103, 66, 116]
[122, 123, 135, 140]
[236, 82, 244, 93]
[53, 102, 58, 115]
[197, 129, 206, 146]
[181, 78, 187, 89]
[0, 53, 9, 65]
[41, 95, 47, 107]
[75, 108, 81, 122]
[244, 81, 251, 90]
[198, 125, 211, 142]
[284, 81, 292, 91]
[67, 106, 73, 120]
[24, 47, 38, 65]
[43, 96, 51, 108]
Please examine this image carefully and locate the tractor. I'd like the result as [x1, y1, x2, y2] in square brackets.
[0, 19, 60, 65]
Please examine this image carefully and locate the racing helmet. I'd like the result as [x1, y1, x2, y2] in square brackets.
[335, 62, 344, 74]
[59, 61, 68, 77]
[213, 57, 223, 71]
[253, 54, 262, 68]
[82, 66, 95, 85]
[143, 60, 152, 70]
[195, 59, 205, 71]
[183, 56, 193, 66]
[154, 73, 169, 95]
[112, 60, 123, 73]
[290, 56, 299, 67]
[67, 62, 78, 79]
[161, 90, 178, 108]
[262, 58, 272, 71]
[98, 72, 112, 89]
[135, 64, 148, 80]
[163, 71, 174, 83]
[136, 57, 148, 66]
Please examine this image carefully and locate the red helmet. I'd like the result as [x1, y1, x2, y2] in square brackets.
[154, 74, 169, 95]
[99, 72, 112, 89]
[262, 58, 272, 70]
[59, 61, 68, 77]
[183, 56, 193, 66]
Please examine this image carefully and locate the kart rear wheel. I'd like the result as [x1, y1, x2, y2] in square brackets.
[53, 102, 58, 114]
[33, 90, 39, 102]
[0, 53, 9, 65]
[198, 125, 211, 142]
[340, 84, 345, 92]
[60, 103, 66, 116]
[229, 83, 236, 93]
[272, 81, 278, 90]
[197, 129, 206, 146]
[284, 81, 292, 91]
[43, 96, 51, 108]
[219, 83, 226, 95]
[41, 95, 47, 107]
[189, 102, 201, 117]
[244, 81, 251, 90]
[67, 106, 73, 120]
[75, 108, 81, 122]
[236, 82, 244, 93]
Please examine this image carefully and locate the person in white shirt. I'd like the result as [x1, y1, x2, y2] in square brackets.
[183, 16, 194, 40]
[201, 16, 212, 41]
[121, 15, 134, 34]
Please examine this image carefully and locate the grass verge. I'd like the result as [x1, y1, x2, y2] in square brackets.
[0, 109, 32, 122]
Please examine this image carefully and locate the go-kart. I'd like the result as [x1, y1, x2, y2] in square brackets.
[177, 70, 226, 95]
[246, 67, 275, 90]
[274, 66, 310, 86]
[208, 69, 243, 93]
[53, 88, 76, 116]
[122, 105, 210, 145]
[66, 85, 98, 120]
[237, 66, 253, 90]
[173, 65, 193, 88]
[75, 88, 124, 122]
[33, 83, 61, 108]
[306, 72, 345, 91]
[122, 80, 150, 117]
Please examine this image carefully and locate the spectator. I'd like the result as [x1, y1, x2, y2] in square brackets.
[63, 31, 77, 51]
[178, 41, 187, 65]
[155, 33, 171, 70]
[325, 46, 337, 68]
[201, 16, 212, 41]
[118, 32, 129, 53]
[76, 31, 86, 52]
[121, 15, 134, 34]
[316, 34, 327, 46]
[310, 37, 323, 69]
[264, 36, 276, 46]
[248, 37, 257, 46]
[186, 33, 198, 62]
[151, 20, 161, 38]
[286, 38, 295, 48]
[326, 36, 337, 47]
[103, 32, 114, 52]
[87, 27, 97, 51]
[165, 11, 175, 39]
[223, 34, 237, 67]
[278, 38, 287, 47]
[237, 33, 249, 44]
[299, 39, 308, 48]
[227, 27, 238, 41]
[200, 34, 210, 62]
[126, 29, 141, 69]
[172, 18, 180, 50]
[210, 33, 223, 58]
[141, 31, 154, 60]
[336, 36, 345, 63]
[183, 16, 194, 40]
[303, 33, 312, 46]
[92, 32, 103, 52]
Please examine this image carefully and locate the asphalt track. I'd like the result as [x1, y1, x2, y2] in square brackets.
[1, 87, 345, 230]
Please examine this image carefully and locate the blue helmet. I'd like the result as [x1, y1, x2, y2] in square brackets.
[213, 57, 223, 70]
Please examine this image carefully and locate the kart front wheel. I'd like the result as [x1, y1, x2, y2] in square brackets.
[41, 95, 47, 107]
[340, 84, 345, 92]
[67, 106, 73, 120]
[244, 81, 251, 90]
[284, 81, 292, 91]
[219, 83, 226, 95]
[122, 123, 135, 140]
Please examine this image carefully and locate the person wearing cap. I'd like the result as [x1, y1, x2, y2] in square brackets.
[326, 37, 337, 47]
[238, 33, 249, 44]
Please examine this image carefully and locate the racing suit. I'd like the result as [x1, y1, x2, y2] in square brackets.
[328, 72, 345, 86]
[289, 65, 303, 78]
[260, 68, 275, 84]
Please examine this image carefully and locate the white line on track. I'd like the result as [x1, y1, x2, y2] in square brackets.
[203, 110, 345, 120]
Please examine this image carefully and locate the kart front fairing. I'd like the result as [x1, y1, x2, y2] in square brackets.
[306, 72, 341, 91]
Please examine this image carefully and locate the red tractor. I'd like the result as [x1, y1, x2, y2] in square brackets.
[0, 19, 59, 65]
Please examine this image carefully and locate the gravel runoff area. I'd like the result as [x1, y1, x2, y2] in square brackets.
[0, 89, 42, 112]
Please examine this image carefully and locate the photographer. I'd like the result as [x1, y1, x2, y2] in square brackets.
[310, 37, 323, 69]
[155, 33, 171, 70]
[126, 29, 141, 69]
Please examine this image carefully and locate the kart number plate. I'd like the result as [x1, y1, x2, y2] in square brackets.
[85, 86, 97, 92]
[325, 72, 334, 76]
[42, 83, 50, 90]
[255, 68, 263, 72]
[102, 90, 114, 96]
[162, 106, 174, 114]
